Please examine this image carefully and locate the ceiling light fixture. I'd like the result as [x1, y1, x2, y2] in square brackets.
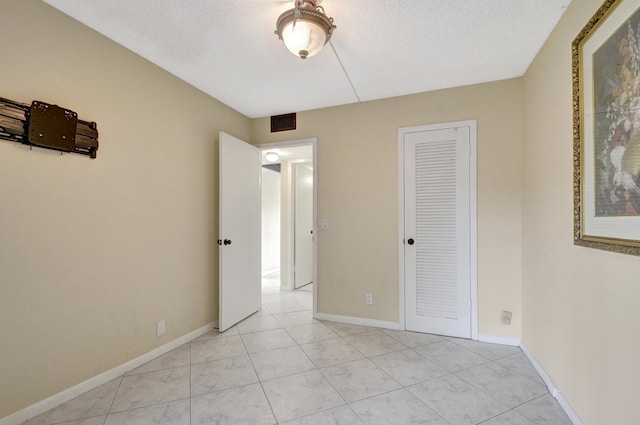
[265, 152, 280, 163]
[275, 0, 336, 60]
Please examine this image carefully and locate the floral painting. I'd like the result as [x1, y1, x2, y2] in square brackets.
[593, 6, 640, 216]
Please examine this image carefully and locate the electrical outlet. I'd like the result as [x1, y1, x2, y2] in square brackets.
[157, 320, 166, 336]
[501, 310, 512, 325]
[365, 293, 373, 305]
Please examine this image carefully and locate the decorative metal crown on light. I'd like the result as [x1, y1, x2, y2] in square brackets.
[275, 0, 336, 59]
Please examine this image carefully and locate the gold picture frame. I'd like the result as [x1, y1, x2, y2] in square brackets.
[573, 0, 640, 256]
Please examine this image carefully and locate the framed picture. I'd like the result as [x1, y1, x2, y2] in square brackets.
[573, 0, 640, 255]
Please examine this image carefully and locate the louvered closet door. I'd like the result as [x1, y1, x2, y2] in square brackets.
[404, 126, 471, 338]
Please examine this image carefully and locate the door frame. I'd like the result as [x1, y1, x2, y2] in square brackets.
[258, 138, 318, 317]
[397, 120, 478, 340]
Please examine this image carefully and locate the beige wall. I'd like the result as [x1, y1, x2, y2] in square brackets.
[11, 1, 631, 422]
[251, 79, 525, 337]
[522, 0, 640, 424]
[0, 0, 249, 417]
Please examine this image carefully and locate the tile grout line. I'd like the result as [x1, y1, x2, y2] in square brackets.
[346, 403, 367, 425]
[451, 358, 550, 417]
[341, 330, 539, 424]
[308, 330, 454, 425]
[104, 376, 124, 421]
[304, 342, 351, 418]
[347, 335, 454, 425]
[493, 354, 548, 386]
[238, 328, 279, 424]
[263, 315, 352, 424]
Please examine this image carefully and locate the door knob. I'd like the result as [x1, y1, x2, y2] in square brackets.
[407, 238, 415, 245]
[224, 239, 232, 245]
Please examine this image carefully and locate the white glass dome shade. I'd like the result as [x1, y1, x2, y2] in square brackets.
[275, 1, 336, 59]
[282, 20, 326, 59]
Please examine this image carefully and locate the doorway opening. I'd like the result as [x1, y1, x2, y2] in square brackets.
[260, 138, 317, 315]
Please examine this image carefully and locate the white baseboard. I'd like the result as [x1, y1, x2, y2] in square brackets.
[1, 321, 217, 425]
[477, 333, 521, 346]
[315, 312, 404, 330]
[520, 343, 584, 425]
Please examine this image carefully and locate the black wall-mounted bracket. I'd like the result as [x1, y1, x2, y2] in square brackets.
[0, 96, 99, 158]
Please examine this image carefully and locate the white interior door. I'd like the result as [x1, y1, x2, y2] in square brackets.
[294, 162, 313, 288]
[219, 131, 261, 331]
[402, 123, 474, 338]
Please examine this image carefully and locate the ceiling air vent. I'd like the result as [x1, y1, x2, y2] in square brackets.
[270, 113, 296, 132]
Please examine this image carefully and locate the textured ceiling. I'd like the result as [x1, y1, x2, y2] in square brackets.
[42, 0, 572, 118]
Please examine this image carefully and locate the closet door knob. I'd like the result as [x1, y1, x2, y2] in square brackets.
[407, 238, 415, 245]
[224, 239, 232, 245]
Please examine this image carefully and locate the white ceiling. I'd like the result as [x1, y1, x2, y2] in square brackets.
[42, 0, 572, 118]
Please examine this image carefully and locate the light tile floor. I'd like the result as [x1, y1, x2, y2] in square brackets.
[22, 281, 573, 425]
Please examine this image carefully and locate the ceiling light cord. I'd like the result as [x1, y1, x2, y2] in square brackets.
[329, 41, 361, 103]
